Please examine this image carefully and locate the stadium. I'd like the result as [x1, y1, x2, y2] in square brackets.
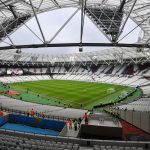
[0, 0, 150, 150]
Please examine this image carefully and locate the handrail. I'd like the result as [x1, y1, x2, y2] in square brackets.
[0, 106, 69, 122]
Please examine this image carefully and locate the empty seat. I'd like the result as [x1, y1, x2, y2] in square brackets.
[131, 147, 136, 150]
[66, 145, 72, 149]
[73, 145, 79, 150]
[112, 146, 118, 149]
[94, 145, 99, 148]
[107, 146, 111, 148]
[137, 148, 143, 150]
[125, 147, 130, 150]
[100, 145, 106, 149]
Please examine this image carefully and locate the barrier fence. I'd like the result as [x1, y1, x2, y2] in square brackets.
[0, 106, 69, 122]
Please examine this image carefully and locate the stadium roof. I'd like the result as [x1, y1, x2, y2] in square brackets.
[0, 48, 149, 64]
[0, 0, 150, 63]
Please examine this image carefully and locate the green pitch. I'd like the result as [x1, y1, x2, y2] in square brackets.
[10, 80, 135, 110]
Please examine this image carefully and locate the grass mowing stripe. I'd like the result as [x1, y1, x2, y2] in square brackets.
[10, 80, 138, 109]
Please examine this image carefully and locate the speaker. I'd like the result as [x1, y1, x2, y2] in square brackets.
[137, 47, 142, 53]
[16, 49, 21, 54]
[79, 47, 83, 52]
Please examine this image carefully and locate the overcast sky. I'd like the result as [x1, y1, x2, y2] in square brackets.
[1, 7, 142, 54]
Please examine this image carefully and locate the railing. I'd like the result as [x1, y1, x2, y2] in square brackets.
[0, 106, 69, 122]
[0, 128, 57, 138]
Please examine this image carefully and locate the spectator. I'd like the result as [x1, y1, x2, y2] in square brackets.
[36, 112, 40, 117]
[42, 113, 45, 118]
[31, 108, 36, 117]
[27, 109, 30, 117]
[0, 111, 4, 116]
[83, 112, 88, 125]
[68, 118, 73, 129]
[74, 119, 78, 131]
[78, 117, 82, 128]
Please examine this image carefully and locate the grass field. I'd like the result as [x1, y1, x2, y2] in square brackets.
[9, 80, 136, 110]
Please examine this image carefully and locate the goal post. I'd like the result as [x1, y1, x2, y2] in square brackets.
[121, 91, 128, 97]
[107, 88, 115, 94]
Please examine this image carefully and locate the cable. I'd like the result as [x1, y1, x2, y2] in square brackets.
[118, 16, 150, 43]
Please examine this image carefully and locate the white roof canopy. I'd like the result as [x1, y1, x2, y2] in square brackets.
[0, 0, 149, 62]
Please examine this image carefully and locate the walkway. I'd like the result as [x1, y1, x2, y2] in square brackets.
[0, 95, 87, 119]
